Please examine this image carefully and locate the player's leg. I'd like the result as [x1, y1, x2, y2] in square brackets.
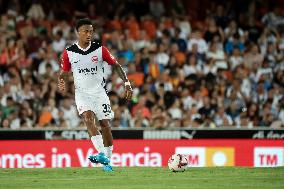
[99, 119, 113, 159]
[95, 94, 114, 171]
[99, 119, 113, 171]
[82, 111, 110, 165]
[75, 92, 109, 166]
[81, 111, 105, 154]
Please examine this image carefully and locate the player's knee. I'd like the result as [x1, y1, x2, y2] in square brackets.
[82, 114, 94, 126]
[83, 116, 94, 125]
[83, 118, 94, 126]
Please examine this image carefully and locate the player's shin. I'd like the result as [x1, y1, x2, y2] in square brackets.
[100, 124, 113, 159]
[91, 135, 106, 154]
[105, 145, 113, 159]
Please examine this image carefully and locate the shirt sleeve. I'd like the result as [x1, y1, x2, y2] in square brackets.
[60, 49, 71, 72]
[102, 46, 117, 65]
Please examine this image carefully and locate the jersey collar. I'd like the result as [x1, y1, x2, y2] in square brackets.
[76, 42, 91, 51]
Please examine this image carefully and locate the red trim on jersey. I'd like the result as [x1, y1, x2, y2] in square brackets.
[102, 46, 116, 65]
[61, 49, 71, 72]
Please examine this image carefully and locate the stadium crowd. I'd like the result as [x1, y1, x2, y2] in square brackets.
[0, 0, 284, 129]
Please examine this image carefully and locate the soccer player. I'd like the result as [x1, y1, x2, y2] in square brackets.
[58, 18, 133, 172]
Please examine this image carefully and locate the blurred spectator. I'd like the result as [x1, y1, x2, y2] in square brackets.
[204, 16, 224, 43]
[19, 100, 33, 128]
[224, 20, 245, 42]
[150, 105, 168, 128]
[149, 0, 165, 19]
[261, 6, 284, 30]
[52, 20, 71, 39]
[38, 51, 60, 76]
[183, 104, 202, 128]
[17, 82, 34, 102]
[187, 30, 208, 54]
[60, 99, 80, 128]
[57, 111, 68, 128]
[278, 98, 284, 126]
[132, 94, 151, 120]
[228, 47, 243, 70]
[244, 44, 264, 69]
[198, 96, 215, 122]
[155, 43, 169, 70]
[27, 3, 45, 20]
[168, 99, 182, 120]
[0, 0, 283, 129]
[214, 106, 233, 127]
[171, 43, 186, 65]
[183, 54, 202, 77]
[38, 105, 53, 127]
[207, 42, 227, 70]
[52, 30, 66, 55]
[224, 34, 245, 55]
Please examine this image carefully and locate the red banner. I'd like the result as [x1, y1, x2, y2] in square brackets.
[0, 140, 283, 168]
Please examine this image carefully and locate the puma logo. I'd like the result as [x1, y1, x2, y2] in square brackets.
[74, 60, 79, 64]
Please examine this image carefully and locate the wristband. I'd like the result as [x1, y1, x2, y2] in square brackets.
[124, 81, 131, 86]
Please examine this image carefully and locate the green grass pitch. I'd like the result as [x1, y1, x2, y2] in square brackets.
[0, 167, 283, 189]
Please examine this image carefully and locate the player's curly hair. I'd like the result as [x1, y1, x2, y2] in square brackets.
[75, 18, 92, 31]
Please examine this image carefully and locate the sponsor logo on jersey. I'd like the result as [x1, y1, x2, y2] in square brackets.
[78, 67, 98, 75]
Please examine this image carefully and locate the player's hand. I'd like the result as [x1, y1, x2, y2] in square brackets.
[58, 78, 66, 93]
[125, 82, 133, 101]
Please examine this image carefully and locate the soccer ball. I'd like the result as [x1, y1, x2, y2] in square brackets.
[168, 154, 188, 172]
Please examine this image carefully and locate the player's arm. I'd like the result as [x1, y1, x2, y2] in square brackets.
[58, 49, 71, 93]
[113, 62, 133, 100]
[102, 46, 133, 100]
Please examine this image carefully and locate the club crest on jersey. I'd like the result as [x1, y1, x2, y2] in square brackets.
[92, 56, 98, 63]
